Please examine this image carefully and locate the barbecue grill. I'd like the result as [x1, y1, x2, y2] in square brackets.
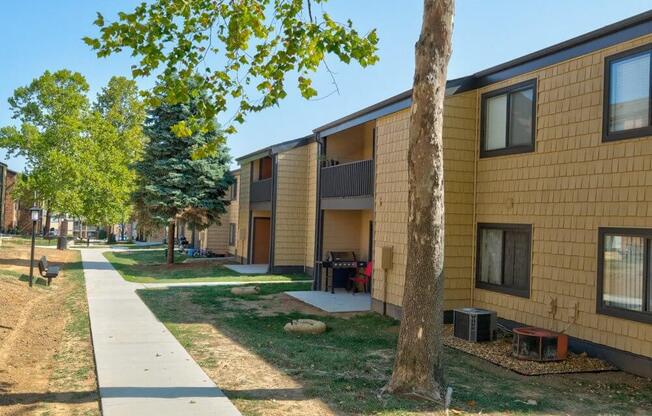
[320, 251, 367, 293]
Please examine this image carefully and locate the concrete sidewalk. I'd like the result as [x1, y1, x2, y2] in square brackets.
[81, 249, 240, 416]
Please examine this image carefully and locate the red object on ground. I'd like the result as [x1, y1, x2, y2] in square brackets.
[512, 327, 568, 361]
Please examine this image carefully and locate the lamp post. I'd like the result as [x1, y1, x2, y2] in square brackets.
[29, 206, 41, 287]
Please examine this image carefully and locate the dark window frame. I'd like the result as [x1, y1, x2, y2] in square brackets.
[596, 227, 652, 324]
[228, 223, 237, 246]
[480, 79, 537, 158]
[475, 223, 532, 298]
[603, 43, 652, 142]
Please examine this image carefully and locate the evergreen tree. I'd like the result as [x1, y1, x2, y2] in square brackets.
[136, 85, 234, 263]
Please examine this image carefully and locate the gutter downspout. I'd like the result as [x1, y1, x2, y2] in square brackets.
[470, 90, 480, 307]
[269, 154, 279, 274]
[312, 133, 324, 290]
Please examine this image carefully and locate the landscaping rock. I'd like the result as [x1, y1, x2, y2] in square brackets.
[283, 319, 326, 334]
[230, 286, 260, 295]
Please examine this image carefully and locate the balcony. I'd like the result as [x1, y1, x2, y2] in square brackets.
[250, 178, 272, 203]
[320, 159, 374, 199]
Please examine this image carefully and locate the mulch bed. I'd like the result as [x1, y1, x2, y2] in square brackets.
[443, 325, 617, 376]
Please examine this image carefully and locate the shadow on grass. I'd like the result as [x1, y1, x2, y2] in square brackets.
[0, 258, 36, 268]
[137, 283, 652, 416]
[0, 390, 97, 406]
[18, 274, 49, 286]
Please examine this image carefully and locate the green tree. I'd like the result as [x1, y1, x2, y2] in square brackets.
[76, 111, 138, 245]
[85, 0, 379, 144]
[1, 72, 145, 245]
[90, 76, 146, 242]
[136, 83, 234, 263]
[86, 0, 455, 401]
[0, 70, 89, 232]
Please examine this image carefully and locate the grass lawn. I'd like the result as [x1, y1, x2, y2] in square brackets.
[0, 244, 99, 415]
[138, 282, 652, 416]
[104, 249, 310, 284]
[3, 235, 59, 246]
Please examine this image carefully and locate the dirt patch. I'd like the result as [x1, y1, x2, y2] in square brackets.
[0, 243, 99, 416]
[227, 293, 364, 319]
[150, 291, 337, 416]
[185, 321, 336, 416]
[443, 325, 616, 376]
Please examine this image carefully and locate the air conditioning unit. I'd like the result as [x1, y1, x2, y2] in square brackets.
[453, 308, 496, 342]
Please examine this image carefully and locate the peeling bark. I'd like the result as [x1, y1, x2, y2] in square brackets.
[387, 0, 454, 401]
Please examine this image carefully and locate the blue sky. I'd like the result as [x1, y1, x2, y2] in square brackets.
[1, 1, 651, 172]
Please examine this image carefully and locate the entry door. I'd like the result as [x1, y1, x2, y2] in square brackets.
[252, 217, 271, 264]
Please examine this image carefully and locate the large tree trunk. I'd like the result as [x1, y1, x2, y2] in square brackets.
[387, 0, 454, 401]
[106, 223, 116, 243]
[57, 218, 69, 250]
[43, 209, 51, 238]
[166, 221, 175, 264]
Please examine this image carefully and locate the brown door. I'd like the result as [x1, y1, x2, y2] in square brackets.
[252, 217, 271, 264]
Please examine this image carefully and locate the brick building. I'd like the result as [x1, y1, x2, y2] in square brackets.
[0, 163, 19, 232]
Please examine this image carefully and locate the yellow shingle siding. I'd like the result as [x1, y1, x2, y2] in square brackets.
[274, 145, 313, 267]
[473, 34, 652, 359]
[373, 91, 478, 311]
[322, 210, 373, 260]
[305, 142, 318, 269]
[373, 109, 410, 308]
[200, 171, 240, 255]
[227, 173, 240, 255]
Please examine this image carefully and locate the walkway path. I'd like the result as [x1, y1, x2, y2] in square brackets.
[81, 249, 241, 416]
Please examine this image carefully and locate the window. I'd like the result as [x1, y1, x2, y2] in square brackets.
[481, 80, 536, 157]
[604, 44, 652, 141]
[228, 223, 236, 246]
[230, 178, 238, 200]
[476, 224, 531, 297]
[597, 228, 652, 323]
[258, 157, 272, 180]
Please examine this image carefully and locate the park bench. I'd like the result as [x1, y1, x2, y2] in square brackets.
[38, 256, 60, 286]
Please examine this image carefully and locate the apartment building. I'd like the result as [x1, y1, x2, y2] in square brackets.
[232, 11, 652, 376]
[0, 163, 18, 232]
[236, 135, 317, 273]
[198, 169, 241, 256]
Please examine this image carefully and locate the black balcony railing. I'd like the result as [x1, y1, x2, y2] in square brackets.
[320, 159, 374, 199]
[250, 178, 272, 203]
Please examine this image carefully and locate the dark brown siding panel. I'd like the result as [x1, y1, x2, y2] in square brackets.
[320, 159, 374, 199]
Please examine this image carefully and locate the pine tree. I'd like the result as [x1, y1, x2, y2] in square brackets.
[136, 86, 234, 263]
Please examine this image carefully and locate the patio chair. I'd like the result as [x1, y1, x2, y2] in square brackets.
[349, 261, 372, 294]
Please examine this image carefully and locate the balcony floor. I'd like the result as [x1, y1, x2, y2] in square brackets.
[285, 289, 371, 313]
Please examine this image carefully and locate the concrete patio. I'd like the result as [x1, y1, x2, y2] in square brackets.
[285, 289, 371, 313]
[224, 264, 269, 274]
